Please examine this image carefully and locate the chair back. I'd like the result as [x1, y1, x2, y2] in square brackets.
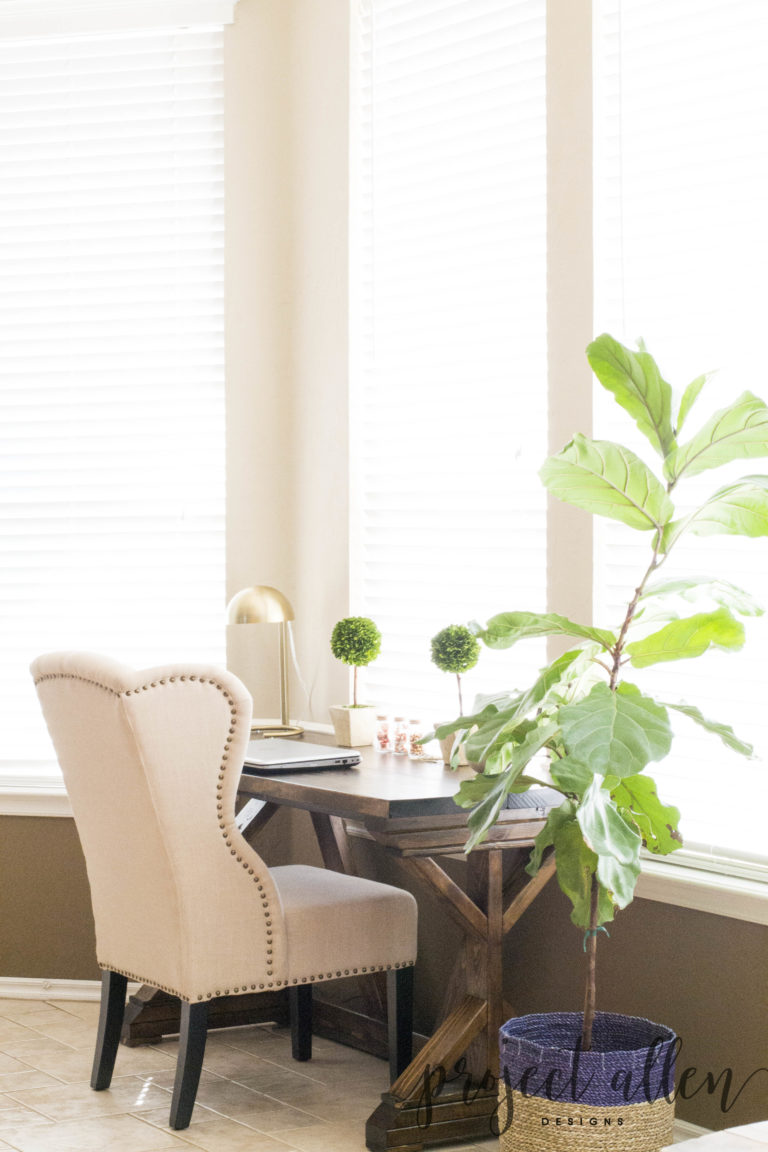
[31, 652, 285, 1001]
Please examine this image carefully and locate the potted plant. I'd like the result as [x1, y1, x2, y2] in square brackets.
[430, 624, 480, 765]
[436, 333, 767, 1151]
[329, 615, 382, 746]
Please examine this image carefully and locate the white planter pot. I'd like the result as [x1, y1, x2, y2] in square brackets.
[437, 731, 469, 767]
[329, 705, 376, 747]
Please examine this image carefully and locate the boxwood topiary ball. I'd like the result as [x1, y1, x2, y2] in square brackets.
[430, 624, 480, 675]
[331, 616, 382, 667]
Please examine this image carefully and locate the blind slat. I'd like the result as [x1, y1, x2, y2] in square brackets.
[0, 26, 225, 767]
[352, 0, 547, 721]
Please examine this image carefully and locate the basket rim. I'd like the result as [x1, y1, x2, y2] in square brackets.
[499, 1010, 676, 1056]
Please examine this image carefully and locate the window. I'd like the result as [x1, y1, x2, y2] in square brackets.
[352, 0, 548, 724]
[354, 0, 768, 873]
[0, 22, 226, 781]
[594, 0, 768, 862]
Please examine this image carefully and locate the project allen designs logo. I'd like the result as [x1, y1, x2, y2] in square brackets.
[414, 1035, 768, 1136]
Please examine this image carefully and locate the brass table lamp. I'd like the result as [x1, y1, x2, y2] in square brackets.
[226, 585, 303, 737]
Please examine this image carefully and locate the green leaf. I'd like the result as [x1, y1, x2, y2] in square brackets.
[626, 608, 745, 669]
[540, 434, 674, 531]
[527, 801, 616, 928]
[682, 475, 768, 539]
[676, 372, 712, 433]
[483, 719, 556, 776]
[611, 774, 683, 856]
[661, 701, 754, 758]
[457, 721, 558, 850]
[527, 800, 573, 875]
[433, 693, 519, 741]
[554, 814, 617, 928]
[587, 334, 676, 457]
[550, 756, 594, 797]
[640, 577, 763, 618]
[478, 610, 615, 653]
[577, 777, 642, 908]
[666, 392, 768, 482]
[558, 682, 672, 778]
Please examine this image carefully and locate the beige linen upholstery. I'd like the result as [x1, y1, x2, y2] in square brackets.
[30, 652, 418, 1001]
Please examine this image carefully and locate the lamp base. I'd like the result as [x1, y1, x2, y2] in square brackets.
[250, 722, 304, 739]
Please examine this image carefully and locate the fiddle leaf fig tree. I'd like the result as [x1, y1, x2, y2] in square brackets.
[436, 333, 767, 1051]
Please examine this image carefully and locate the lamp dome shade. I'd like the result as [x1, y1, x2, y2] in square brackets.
[226, 585, 295, 624]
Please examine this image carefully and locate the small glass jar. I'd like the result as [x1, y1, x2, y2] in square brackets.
[392, 716, 408, 755]
[376, 714, 390, 752]
[408, 719, 424, 759]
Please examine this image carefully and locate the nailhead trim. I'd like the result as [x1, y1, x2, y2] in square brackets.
[101, 957, 415, 1002]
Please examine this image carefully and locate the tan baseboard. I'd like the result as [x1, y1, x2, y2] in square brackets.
[0, 977, 140, 1001]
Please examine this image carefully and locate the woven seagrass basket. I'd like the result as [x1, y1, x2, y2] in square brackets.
[498, 1012, 676, 1152]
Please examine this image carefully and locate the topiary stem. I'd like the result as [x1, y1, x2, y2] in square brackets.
[457, 674, 464, 715]
[353, 665, 358, 708]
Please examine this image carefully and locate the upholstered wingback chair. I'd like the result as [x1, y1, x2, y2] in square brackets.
[31, 652, 417, 1129]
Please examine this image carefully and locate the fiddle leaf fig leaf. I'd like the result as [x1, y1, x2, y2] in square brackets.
[527, 800, 573, 876]
[640, 577, 763, 618]
[458, 721, 558, 849]
[577, 778, 642, 908]
[540, 434, 674, 531]
[550, 756, 594, 797]
[676, 373, 711, 433]
[530, 804, 616, 928]
[661, 701, 754, 757]
[626, 608, 745, 669]
[558, 682, 672, 778]
[578, 777, 642, 861]
[611, 773, 683, 856]
[683, 475, 768, 539]
[666, 392, 768, 482]
[587, 333, 676, 457]
[478, 610, 615, 653]
[482, 719, 558, 776]
[433, 693, 519, 741]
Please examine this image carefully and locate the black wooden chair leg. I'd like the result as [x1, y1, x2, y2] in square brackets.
[91, 969, 128, 1090]
[170, 1001, 208, 1130]
[387, 966, 414, 1082]
[289, 984, 312, 1061]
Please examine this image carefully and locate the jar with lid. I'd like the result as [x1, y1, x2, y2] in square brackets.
[408, 719, 424, 759]
[376, 714, 390, 752]
[392, 716, 408, 756]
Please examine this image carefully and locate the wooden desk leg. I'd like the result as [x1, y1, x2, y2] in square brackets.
[121, 798, 282, 1046]
[310, 812, 388, 1036]
[365, 847, 554, 1151]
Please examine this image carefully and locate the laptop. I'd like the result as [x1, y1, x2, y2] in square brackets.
[242, 737, 361, 774]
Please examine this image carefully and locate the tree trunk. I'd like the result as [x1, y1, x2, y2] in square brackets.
[581, 873, 599, 1051]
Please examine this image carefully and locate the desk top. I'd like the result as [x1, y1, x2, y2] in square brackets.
[236, 731, 556, 826]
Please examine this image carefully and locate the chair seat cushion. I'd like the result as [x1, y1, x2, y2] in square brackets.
[271, 864, 417, 984]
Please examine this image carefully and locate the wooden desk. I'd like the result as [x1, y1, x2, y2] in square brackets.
[122, 737, 556, 1150]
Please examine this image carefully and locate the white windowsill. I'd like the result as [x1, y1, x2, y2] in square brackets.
[636, 856, 768, 926]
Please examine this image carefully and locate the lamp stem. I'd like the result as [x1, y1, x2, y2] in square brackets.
[279, 621, 290, 726]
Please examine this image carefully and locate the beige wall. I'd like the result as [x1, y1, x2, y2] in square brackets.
[224, 0, 350, 722]
[2, 0, 766, 1136]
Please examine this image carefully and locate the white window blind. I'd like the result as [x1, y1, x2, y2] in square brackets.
[594, 0, 768, 862]
[0, 26, 225, 777]
[352, 0, 548, 725]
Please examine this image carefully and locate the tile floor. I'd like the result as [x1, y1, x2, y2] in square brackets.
[0, 998, 499, 1152]
[0, 999, 765, 1152]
